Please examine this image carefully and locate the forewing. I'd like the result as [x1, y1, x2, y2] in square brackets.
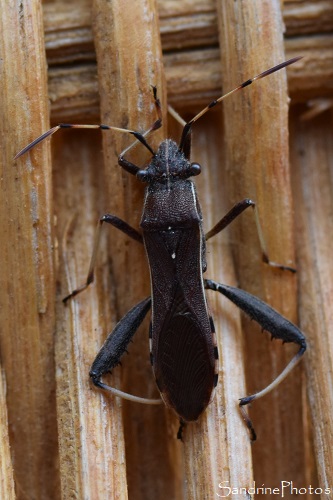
[144, 226, 217, 421]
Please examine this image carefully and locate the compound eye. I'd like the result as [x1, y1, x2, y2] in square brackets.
[137, 169, 149, 183]
[189, 163, 201, 176]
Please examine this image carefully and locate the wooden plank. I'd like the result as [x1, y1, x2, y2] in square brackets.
[217, 0, 306, 489]
[0, 1, 60, 498]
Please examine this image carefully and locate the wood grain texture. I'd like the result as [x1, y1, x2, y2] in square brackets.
[46, 34, 333, 122]
[217, 0, 306, 490]
[42, 0, 333, 122]
[0, 1, 59, 498]
[1, 0, 329, 497]
[54, 131, 129, 499]
[180, 113, 254, 499]
[0, 372, 15, 500]
[290, 107, 333, 492]
[89, 1, 182, 499]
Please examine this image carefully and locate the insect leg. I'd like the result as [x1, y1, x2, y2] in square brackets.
[205, 198, 296, 272]
[63, 214, 143, 303]
[177, 419, 186, 441]
[205, 279, 306, 438]
[90, 297, 162, 404]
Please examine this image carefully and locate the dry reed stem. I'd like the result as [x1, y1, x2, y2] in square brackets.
[55, 0, 254, 496]
[54, 132, 129, 499]
[0, 371, 15, 500]
[46, 33, 333, 123]
[0, 1, 59, 498]
[41, 0, 333, 122]
[290, 108, 333, 490]
[217, 0, 306, 489]
[181, 113, 254, 499]
[1, 0, 329, 497]
[87, 1, 182, 498]
[42, 0, 333, 59]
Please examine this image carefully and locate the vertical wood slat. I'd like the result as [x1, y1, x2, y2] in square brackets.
[85, 1, 254, 495]
[1, 1, 324, 495]
[217, 0, 307, 488]
[90, 1, 183, 499]
[290, 108, 333, 490]
[54, 130, 129, 499]
[181, 112, 254, 499]
[0, 371, 15, 500]
[0, 1, 60, 499]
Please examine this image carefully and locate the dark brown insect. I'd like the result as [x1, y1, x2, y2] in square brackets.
[15, 57, 306, 440]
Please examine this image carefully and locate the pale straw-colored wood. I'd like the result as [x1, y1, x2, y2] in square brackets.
[290, 108, 333, 491]
[2, 0, 330, 497]
[46, 40, 332, 123]
[0, 1, 59, 498]
[54, 131, 130, 499]
[87, 1, 182, 498]
[180, 112, 254, 499]
[0, 371, 15, 500]
[217, 0, 307, 489]
[42, 0, 333, 122]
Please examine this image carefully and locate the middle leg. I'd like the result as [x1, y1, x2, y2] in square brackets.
[63, 214, 143, 303]
[205, 199, 296, 272]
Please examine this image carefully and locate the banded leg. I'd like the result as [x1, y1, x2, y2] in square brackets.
[205, 198, 296, 272]
[205, 279, 306, 440]
[90, 297, 162, 405]
[63, 214, 143, 303]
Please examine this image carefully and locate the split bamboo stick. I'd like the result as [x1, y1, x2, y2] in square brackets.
[290, 108, 333, 492]
[217, 0, 306, 489]
[0, 1, 59, 498]
[1, 0, 329, 497]
[0, 371, 15, 500]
